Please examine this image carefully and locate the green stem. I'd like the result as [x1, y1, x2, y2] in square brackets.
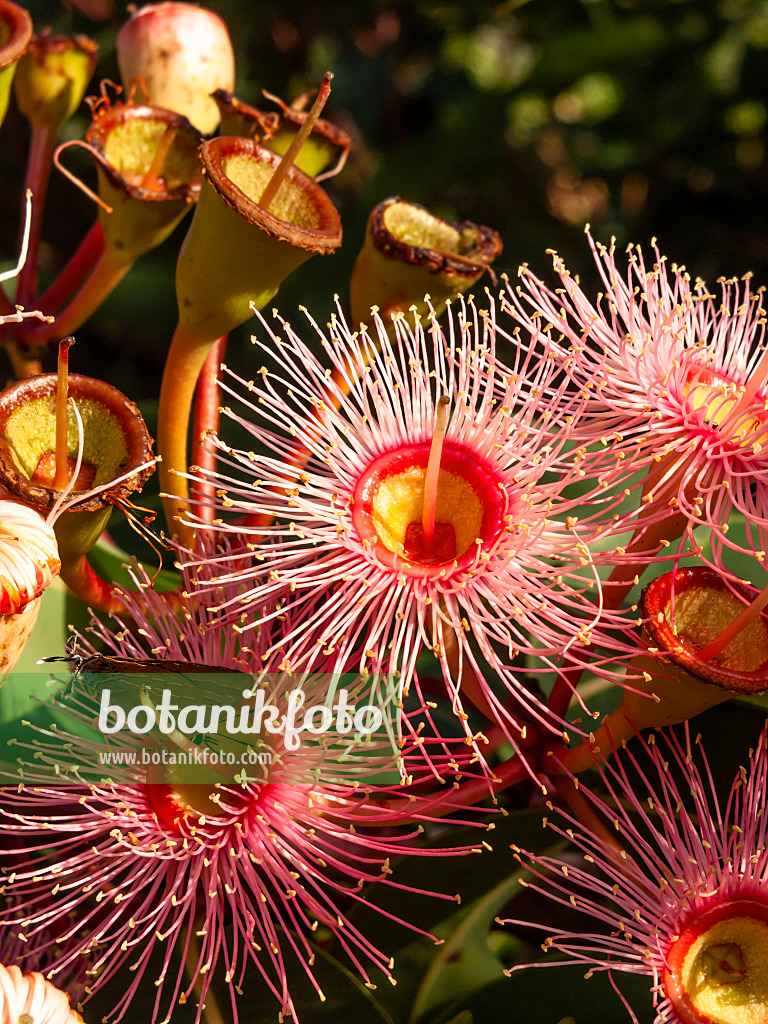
[158, 320, 215, 547]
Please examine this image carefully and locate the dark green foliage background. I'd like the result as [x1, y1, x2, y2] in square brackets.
[5, 0, 768, 397]
[3, 1, 768, 1022]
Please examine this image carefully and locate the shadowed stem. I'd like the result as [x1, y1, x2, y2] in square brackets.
[191, 335, 227, 524]
[547, 657, 588, 721]
[34, 221, 104, 316]
[5, 340, 42, 379]
[545, 763, 625, 859]
[15, 123, 56, 310]
[24, 248, 131, 343]
[380, 750, 530, 825]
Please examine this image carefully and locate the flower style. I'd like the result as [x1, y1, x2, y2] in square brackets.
[505, 233, 768, 584]
[181, 296, 662, 751]
[0, 546, 487, 1023]
[0, 964, 83, 1024]
[505, 722, 768, 1024]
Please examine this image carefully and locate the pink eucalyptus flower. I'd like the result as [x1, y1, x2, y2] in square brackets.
[506, 233, 768, 581]
[179, 297, 661, 753]
[0, 964, 82, 1024]
[505, 722, 768, 1024]
[0, 545, 487, 1024]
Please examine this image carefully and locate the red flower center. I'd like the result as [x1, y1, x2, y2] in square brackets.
[663, 897, 768, 1024]
[352, 441, 507, 577]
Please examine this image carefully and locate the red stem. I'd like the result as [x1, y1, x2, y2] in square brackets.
[60, 553, 184, 617]
[191, 335, 227, 524]
[546, 767, 625, 858]
[60, 555, 131, 616]
[0, 287, 14, 318]
[34, 222, 104, 317]
[380, 751, 531, 825]
[15, 123, 56, 310]
[545, 710, 635, 776]
[22, 249, 130, 344]
[547, 658, 586, 720]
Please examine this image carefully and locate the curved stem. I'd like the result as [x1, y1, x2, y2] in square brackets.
[15, 123, 56, 310]
[158, 320, 215, 548]
[545, 766, 625, 859]
[545, 708, 635, 776]
[60, 554, 131, 616]
[380, 751, 530, 825]
[183, 933, 226, 1024]
[191, 335, 227, 525]
[35, 221, 104, 316]
[441, 624, 498, 724]
[23, 248, 130, 343]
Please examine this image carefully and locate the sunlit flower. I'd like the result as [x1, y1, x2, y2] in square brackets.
[0, 498, 60, 677]
[0, 499, 60, 614]
[181, 297, 661, 750]
[0, 964, 82, 1024]
[505, 722, 768, 1024]
[0, 544, 487, 1023]
[506, 232, 768, 571]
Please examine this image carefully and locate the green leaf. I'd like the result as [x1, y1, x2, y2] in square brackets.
[0, 579, 89, 723]
[409, 853, 526, 1023]
[340, 807, 558, 1022]
[423, 967, 657, 1024]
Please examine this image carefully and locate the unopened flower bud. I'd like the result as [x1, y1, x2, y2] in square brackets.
[0, 498, 60, 680]
[117, 1, 234, 134]
[350, 197, 503, 327]
[0, 0, 32, 128]
[13, 31, 98, 129]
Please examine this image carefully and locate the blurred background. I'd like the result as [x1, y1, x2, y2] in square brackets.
[3, 0, 768, 401]
[2, 5, 766, 1020]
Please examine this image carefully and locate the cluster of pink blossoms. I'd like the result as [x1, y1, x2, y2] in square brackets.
[2, 230, 768, 1024]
